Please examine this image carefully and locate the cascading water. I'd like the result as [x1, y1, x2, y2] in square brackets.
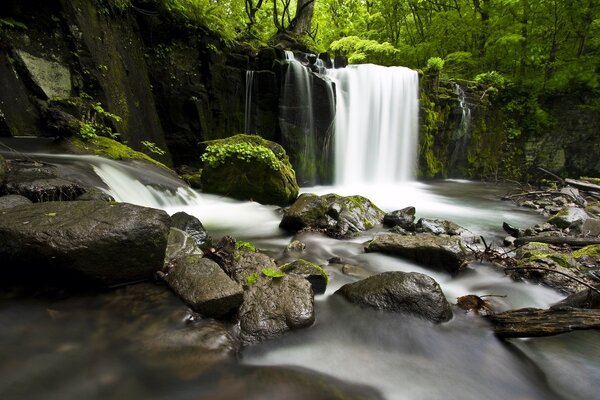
[244, 70, 255, 134]
[279, 51, 336, 185]
[326, 65, 419, 184]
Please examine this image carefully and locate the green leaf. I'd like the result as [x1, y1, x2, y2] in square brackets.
[261, 267, 285, 279]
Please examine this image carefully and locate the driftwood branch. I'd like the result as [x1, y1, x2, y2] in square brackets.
[487, 308, 600, 338]
[537, 167, 565, 184]
[514, 236, 600, 247]
[565, 178, 600, 194]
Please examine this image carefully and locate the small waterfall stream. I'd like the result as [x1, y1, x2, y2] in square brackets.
[244, 70, 255, 134]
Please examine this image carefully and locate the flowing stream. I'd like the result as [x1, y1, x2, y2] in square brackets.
[2, 57, 600, 398]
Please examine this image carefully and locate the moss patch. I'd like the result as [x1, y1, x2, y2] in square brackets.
[279, 259, 330, 284]
[573, 245, 600, 259]
[69, 136, 171, 171]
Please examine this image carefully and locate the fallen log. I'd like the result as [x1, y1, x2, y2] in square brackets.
[565, 178, 600, 194]
[487, 308, 600, 338]
[514, 236, 600, 247]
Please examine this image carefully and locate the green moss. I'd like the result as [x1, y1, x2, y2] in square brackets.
[70, 136, 171, 171]
[573, 245, 600, 259]
[261, 267, 285, 279]
[245, 272, 259, 286]
[279, 259, 330, 284]
[236, 240, 257, 252]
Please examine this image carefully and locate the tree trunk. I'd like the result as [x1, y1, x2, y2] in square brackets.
[291, 0, 316, 34]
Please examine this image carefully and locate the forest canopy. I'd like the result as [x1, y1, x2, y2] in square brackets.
[115, 0, 599, 92]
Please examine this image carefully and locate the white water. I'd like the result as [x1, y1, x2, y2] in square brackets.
[327, 65, 420, 184]
[244, 70, 255, 134]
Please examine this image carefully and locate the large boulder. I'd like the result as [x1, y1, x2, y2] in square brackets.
[0, 201, 170, 287]
[163, 255, 244, 318]
[238, 275, 314, 344]
[200, 134, 299, 206]
[335, 271, 453, 323]
[366, 233, 469, 273]
[280, 193, 384, 238]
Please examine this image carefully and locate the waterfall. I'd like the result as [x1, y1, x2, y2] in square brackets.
[280, 51, 335, 185]
[244, 70, 255, 134]
[327, 65, 420, 184]
[455, 83, 472, 139]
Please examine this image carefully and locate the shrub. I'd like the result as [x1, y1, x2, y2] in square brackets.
[426, 57, 445, 73]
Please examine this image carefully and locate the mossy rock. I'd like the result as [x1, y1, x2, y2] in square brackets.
[279, 259, 329, 294]
[68, 136, 170, 171]
[200, 134, 299, 206]
[279, 193, 384, 239]
[573, 245, 600, 260]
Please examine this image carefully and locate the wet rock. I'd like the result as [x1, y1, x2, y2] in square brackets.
[0, 194, 32, 210]
[280, 193, 384, 239]
[0, 154, 6, 184]
[0, 201, 170, 287]
[163, 228, 203, 267]
[170, 211, 212, 251]
[221, 365, 384, 400]
[238, 275, 314, 344]
[383, 206, 416, 230]
[548, 207, 594, 233]
[285, 239, 306, 253]
[76, 188, 114, 202]
[233, 249, 277, 283]
[339, 263, 373, 280]
[581, 218, 600, 237]
[366, 233, 469, 273]
[3, 159, 87, 202]
[416, 218, 466, 236]
[503, 222, 524, 238]
[279, 259, 329, 294]
[551, 286, 600, 310]
[503, 236, 516, 246]
[335, 271, 453, 323]
[200, 134, 299, 206]
[163, 255, 243, 318]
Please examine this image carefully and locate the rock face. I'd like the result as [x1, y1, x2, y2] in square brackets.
[238, 275, 314, 344]
[0, 201, 170, 287]
[14, 50, 72, 99]
[366, 233, 469, 273]
[335, 271, 453, 323]
[200, 134, 299, 206]
[163, 255, 244, 318]
[280, 193, 384, 238]
[279, 259, 329, 294]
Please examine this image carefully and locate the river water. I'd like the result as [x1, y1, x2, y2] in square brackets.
[1, 147, 599, 399]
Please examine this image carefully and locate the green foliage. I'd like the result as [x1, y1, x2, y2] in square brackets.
[245, 272, 259, 285]
[426, 57, 444, 73]
[79, 122, 98, 140]
[475, 71, 507, 89]
[202, 141, 281, 171]
[0, 17, 27, 30]
[329, 36, 399, 65]
[141, 141, 166, 156]
[261, 267, 285, 278]
[236, 240, 257, 252]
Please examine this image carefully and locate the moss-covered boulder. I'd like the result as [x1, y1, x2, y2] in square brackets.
[547, 207, 595, 233]
[279, 193, 384, 238]
[200, 134, 299, 206]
